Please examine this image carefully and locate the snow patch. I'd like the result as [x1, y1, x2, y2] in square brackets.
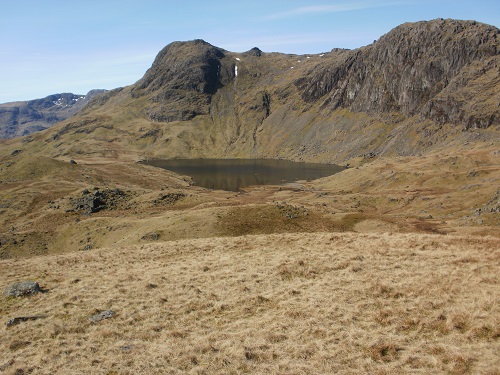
[235, 65, 238, 77]
[236, 57, 241, 61]
[319, 54, 325, 57]
[307, 56, 310, 59]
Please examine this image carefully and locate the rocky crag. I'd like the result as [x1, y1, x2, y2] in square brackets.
[0, 89, 106, 138]
[300, 19, 498, 126]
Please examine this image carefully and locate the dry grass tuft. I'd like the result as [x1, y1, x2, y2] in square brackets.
[369, 340, 404, 362]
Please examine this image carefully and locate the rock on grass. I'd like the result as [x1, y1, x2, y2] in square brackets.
[89, 310, 115, 323]
[3, 281, 41, 297]
[6, 315, 45, 327]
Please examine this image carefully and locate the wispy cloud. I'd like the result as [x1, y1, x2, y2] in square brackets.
[262, 1, 409, 20]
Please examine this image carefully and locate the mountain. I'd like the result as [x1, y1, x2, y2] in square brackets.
[0, 89, 106, 138]
[9, 18, 496, 165]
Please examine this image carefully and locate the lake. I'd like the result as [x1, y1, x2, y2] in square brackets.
[143, 159, 343, 191]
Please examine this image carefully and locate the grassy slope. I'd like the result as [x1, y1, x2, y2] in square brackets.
[1, 232, 499, 374]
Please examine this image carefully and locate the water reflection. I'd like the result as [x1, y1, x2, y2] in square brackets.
[143, 159, 343, 191]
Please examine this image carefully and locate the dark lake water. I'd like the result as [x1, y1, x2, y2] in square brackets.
[143, 159, 343, 191]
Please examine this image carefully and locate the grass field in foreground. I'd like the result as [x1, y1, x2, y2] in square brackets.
[1, 232, 498, 374]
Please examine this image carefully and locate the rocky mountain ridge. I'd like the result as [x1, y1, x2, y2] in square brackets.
[2, 19, 499, 163]
[0, 89, 106, 138]
[297, 19, 499, 128]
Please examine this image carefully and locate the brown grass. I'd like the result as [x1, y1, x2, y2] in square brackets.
[1, 232, 499, 374]
[216, 203, 336, 236]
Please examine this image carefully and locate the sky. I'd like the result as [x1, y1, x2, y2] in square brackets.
[0, 0, 499, 103]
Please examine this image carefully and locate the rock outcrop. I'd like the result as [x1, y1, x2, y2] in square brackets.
[6, 315, 45, 327]
[69, 187, 127, 214]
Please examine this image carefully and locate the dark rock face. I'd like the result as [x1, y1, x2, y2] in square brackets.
[3, 281, 41, 297]
[296, 19, 500, 129]
[131, 39, 231, 122]
[0, 89, 107, 138]
[138, 39, 225, 95]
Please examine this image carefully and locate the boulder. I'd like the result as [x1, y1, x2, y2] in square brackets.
[89, 310, 115, 323]
[3, 281, 41, 297]
[141, 232, 160, 241]
[71, 194, 104, 213]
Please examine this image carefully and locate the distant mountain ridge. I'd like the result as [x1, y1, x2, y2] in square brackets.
[0, 89, 106, 138]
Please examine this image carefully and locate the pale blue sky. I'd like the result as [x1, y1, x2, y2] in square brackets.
[1, 0, 498, 103]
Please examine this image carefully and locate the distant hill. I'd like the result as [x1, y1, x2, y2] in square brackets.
[0, 89, 106, 138]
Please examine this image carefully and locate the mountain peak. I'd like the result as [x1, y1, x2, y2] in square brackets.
[131, 39, 229, 122]
[244, 47, 263, 57]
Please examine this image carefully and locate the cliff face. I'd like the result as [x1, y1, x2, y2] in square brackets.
[296, 19, 499, 129]
[0, 90, 106, 138]
[6, 19, 499, 163]
[130, 40, 232, 122]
